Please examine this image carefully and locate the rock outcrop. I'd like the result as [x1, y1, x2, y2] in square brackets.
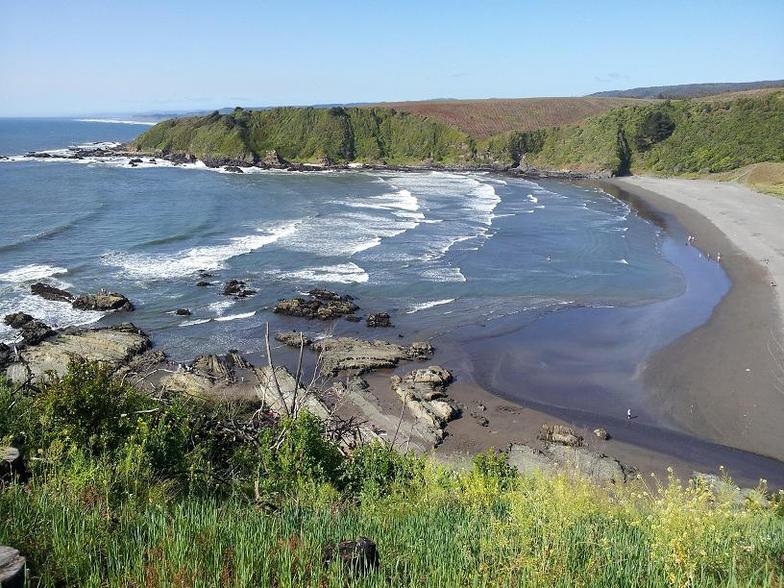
[0, 447, 24, 483]
[30, 282, 133, 311]
[222, 280, 256, 298]
[5, 323, 151, 384]
[255, 365, 329, 419]
[3, 313, 55, 345]
[508, 427, 635, 485]
[691, 472, 769, 508]
[30, 282, 73, 303]
[366, 312, 392, 328]
[312, 337, 432, 375]
[322, 537, 379, 575]
[274, 290, 358, 320]
[0, 546, 25, 588]
[537, 424, 583, 447]
[391, 366, 460, 445]
[161, 351, 252, 398]
[274, 330, 312, 347]
[73, 291, 133, 311]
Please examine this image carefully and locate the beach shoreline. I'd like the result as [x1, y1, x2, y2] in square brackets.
[607, 177, 784, 463]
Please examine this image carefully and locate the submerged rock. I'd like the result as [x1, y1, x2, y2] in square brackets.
[175, 308, 192, 316]
[366, 312, 392, 328]
[274, 295, 358, 320]
[222, 279, 256, 298]
[30, 282, 73, 303]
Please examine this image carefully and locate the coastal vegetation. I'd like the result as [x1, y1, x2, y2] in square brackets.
[2, 361, 784, 587]
[130, 91, 784, 183]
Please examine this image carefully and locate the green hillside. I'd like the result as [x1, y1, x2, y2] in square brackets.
[130, 92, 784, 177]
[523, 91, 784, 175]
[131, 106, 474, 166]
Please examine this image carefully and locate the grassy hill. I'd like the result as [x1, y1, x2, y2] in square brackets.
[131, 91, 784, 180]
[591, 79, 784, 99]
[132, 106, 474, 166]
[371, 97, 646, 139]
[522, 90, 784, 176]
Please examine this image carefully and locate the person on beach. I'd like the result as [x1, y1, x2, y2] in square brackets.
[626, 408, 632, 420]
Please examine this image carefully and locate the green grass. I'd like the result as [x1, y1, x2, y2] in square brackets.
[1, 361, 783, 586]
[130, 91, 784, 178]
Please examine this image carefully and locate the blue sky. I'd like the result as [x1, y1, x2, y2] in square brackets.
[1, 0, 782, 116]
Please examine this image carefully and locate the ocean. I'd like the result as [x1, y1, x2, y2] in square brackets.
[1, 118, 707, 363]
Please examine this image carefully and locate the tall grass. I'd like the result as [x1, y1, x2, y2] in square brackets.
[1, 363, 783, 586]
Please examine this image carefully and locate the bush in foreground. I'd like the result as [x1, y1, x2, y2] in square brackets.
[1, 362, 783, 586]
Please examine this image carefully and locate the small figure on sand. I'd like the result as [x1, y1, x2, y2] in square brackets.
[716, 252, 722, 262]
[546, 255, 551, 262]
[771, 280, 777, 288]
[687, 235, 695, 245]
[626, 408, 632, 420]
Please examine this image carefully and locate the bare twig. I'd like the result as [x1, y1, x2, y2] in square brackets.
[264, 322, 290, 417]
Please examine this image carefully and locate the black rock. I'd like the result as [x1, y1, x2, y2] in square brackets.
[224, 165, 244, 173]
[18, 319, 55, 345]
[222, 279, 255, 297]
[72, 291, 134, 312]
[129, 158, 143, 164]
[3, 313, 33, 329]
[366, 312, 392, 328]
[196, 281, 211, 287]
[308, 288, 354, 302]
[175, 308, 192, 316]
[0, 344, 12, 371]
[322, 537, 379, 575]
[30, 282, 74, 303]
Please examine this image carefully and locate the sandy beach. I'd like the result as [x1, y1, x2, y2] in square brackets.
[611, 177, 784, 463]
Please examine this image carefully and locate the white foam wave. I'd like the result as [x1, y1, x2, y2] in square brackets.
[406, 298, 455, 313]
[616, 258, 630, 265]
[179, 318, 212, 327]
[208, 300, 235, 315]
[275, 262, 369, 284]
[0, 264, 68, 283]
[102, 221, 299, 280]
[214, 310, 256, 322]
[527, 194, 538, 203]
[421, 266, 466, 283]
[0, 293, 104, 342]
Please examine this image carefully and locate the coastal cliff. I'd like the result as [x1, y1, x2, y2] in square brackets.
[130, 91, 784, 178]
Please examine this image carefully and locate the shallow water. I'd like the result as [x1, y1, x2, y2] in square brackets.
[0, 119, 698, 361]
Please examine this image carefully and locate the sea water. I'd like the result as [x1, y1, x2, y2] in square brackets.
[0, 118, 686, 360]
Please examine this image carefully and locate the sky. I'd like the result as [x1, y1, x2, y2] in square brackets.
[1, 0, 783, 117]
